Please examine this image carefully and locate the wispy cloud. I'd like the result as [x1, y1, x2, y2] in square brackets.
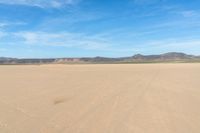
[179, 10, 197, 17]
[1, 30, 200, 56]
[0, 23, 8, 28]
[0, 31, 7, 38]
[9, 31, 111, 50]
[133, 0, 165, 5]
[37, 10, 105, 31]
[0, 21, 26, 28]
[125, 38, 200, 55]
[96, 38, 200, 56]
[0, 0, 80, 8]
[0, 48, 7, 52]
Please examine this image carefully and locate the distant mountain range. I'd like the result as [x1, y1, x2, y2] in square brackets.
[0, 52, 200, 64]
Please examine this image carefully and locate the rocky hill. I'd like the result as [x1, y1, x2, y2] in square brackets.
[0, 52, 199, 64]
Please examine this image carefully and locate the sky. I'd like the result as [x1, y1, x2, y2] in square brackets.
[0, 0, 200, 58]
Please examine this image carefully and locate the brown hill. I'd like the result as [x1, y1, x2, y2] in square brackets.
[0, 52, 199, 64]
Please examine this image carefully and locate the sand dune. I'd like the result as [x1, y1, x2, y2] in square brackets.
[0, 64, 200, 133]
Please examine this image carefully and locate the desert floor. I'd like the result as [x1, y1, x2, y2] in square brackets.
[0, 64, 200, 133]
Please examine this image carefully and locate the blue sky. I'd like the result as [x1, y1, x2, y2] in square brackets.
[0, 0, 200, 58]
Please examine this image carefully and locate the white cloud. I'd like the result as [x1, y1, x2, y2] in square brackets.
[0, 23, 8, 28]
[1, 29, 200, 55]
[129, 38, 200, 55]
[179, 10, 198, 17]
[0, 31, 7, 38]
[0, 21, 26, 29]
[0, 48, 7, 52]
[133, 0, 164, 5]
[13, 31, 110, 50]
[11, 31, 200, 54]
[95, 38, 200, 56]
[0, 0, 79, 8]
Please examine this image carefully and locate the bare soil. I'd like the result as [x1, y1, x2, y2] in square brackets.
[0, 64, 200, 133]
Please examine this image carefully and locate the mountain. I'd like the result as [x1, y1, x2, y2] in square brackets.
[130, 52, 197, 62]
[0, 52, 199, 64]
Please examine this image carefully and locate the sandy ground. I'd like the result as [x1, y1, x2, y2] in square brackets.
[0, 64, 200, 133]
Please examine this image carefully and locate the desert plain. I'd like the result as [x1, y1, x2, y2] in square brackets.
[0, 63, 200, 133]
